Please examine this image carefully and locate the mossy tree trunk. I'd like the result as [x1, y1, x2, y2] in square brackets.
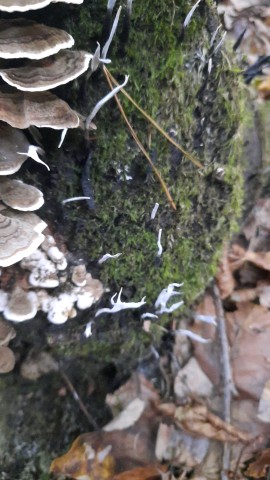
[0, 1, 246, 478]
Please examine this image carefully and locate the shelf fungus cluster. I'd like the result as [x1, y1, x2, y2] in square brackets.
[0, 234, 104, 327]
[0, 0, 105, 351]
[0, 0, 93, 268]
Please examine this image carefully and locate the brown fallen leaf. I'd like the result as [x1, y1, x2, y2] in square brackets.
[112, 465, 167, 480]
[106, 372, 160, 417]
[174, 404, 253, 443]
[155, 422, 209, 468]
[50, 426, 157, 479]
[230, 288, 258, 303]
[258, 76, 270, 99]
[246, 447, 270, 478]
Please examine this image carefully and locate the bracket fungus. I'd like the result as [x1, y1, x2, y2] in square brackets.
[0, 18, 74, 60]
[0, 345, 15, 373]
[0, 318, 16, 373]
[0, 90, 80, 129]
[0, 122, 43, 175]
[0, 50, 92, 92]
[0, 178, 44, 211]
[0, 0, 82, 13]
[0, 213, 44, 267]
[0, 318, 16, 346]
[0, 208, 47, 233]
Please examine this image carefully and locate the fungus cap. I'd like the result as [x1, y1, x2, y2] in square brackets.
[0, 0, 83, 13]
[1, 208, 47, 233]
[0, 123, 31, 175]
[0, 19, 74, 60]
[0, 213, 44, 267]
[4, 287, 38, 321]
[0, 90, 80, 129]
[0, 318, 16, 346]
[71, 264, 87, 287]
[0, 50, 92, 92]
[0, 345, 15, 373]
[0, 179, 44, 211]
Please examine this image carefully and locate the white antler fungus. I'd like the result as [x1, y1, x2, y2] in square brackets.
[95, 288, 146, 317]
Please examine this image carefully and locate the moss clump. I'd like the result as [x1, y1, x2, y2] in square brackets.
[47, 0, 246, 305]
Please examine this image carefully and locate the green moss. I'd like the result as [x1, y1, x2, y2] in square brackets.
[43, 0, 247, 309]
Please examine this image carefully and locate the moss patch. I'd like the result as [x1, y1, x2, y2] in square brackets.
[46, 0, 246, 305]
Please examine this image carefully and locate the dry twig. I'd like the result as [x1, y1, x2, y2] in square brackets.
[213, 283, 237, 480]
[60, 369, 99, 430]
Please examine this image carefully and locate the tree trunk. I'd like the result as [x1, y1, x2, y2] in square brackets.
[0, 1, 247, 478]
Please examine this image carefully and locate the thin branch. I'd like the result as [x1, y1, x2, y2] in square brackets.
[59, 369, 99, 430]
[103, 66, 177, 210]
[104, 66, 202, 169]
[213, 282, 238, 480]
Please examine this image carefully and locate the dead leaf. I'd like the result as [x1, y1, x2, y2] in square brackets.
[226, 303, 270, 399]
[230, 288, 258, 303]
[174, 404, 253, 443]
[50, 433, 116, 480]
[257, 379, 270, 423]
[104, 398, 146, 431]
[106, 373, 160, 417]
[217, 2, 270, 63]
[112, 465, 167, 480]
[242, 199, 270, 245]
[246, 447, 270, 478]
[50, 425, 157, 479]
[174, 357, 213, 399]
[155, 423, 209, 468]
[258, 76, 270, 99]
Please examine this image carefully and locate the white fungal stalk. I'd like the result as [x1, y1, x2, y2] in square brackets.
[98, 253, 122, 264]
[95, 287, 146, 317]
[194, 313, 217, 326]
[102, 6, 122, 59]
[62, 196, 92, 204]
[86, 75, 129, 128]
[155, 282, 183, 314]
[151, 202, 159, 220]
[18, 145, 49, 171]
[157, 228, 163, 257]
[183, 0, 201, 28]
[141, 312, 158, 320]
[58, 128, 68, 148]
[175, 329, 211, 344]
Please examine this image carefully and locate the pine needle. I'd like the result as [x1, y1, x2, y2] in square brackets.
[103, 66, 177, 210]
[104, 66, 202, 169]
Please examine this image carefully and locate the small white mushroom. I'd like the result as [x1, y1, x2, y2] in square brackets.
[4, 286, 38, 321]
[76, 273, 103, 310]
[21, 249, 59, 288]
[71, 264, 87, 287]
[46, 292, 77, 325]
